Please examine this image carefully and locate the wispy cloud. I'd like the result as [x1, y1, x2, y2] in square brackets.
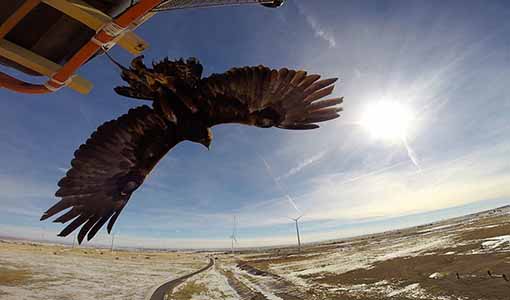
[0, 175, 53, 199]
[298, 141, 510, 223]
[277, 151, 327, 180]
[259, 155, 302, 215]
[296, 3, 337, 48]
[3, 142, 509, 248]
[0, 175, 55, 221]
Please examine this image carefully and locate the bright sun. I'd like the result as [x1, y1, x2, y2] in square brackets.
[360, 101, 415, 142]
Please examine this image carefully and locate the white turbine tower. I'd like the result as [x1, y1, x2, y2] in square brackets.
[72, 231, 77, 249]
[290, 215, 303, 253]
[111, 230, 118, 253]
[230, 216, 238, 255]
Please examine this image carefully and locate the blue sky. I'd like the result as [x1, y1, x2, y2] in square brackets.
[1, 0, 510, 249]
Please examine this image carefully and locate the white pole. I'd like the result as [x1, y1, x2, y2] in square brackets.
[231, 216, 237, 255]
[111, 233, 115, 253]
[295, 219, 301, 252]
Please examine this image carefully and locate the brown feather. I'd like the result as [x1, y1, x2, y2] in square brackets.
[308, 97, 344, 112]
[87, 213, 113, 241]
[290, 70, 307, 86]
[58, 215, 89, 237]
[42, 106, 178, 243]
[304, 78, 338, 95]
[201, 66, 342, 130]
[298, 74, 321, 90]
[278, 123, 320, 130]
[78, 216, 100, 244]
[302, 113, 340, 123]
[53, 208, 81, 223]
[304, 85, 336, 104]
[107, 209, 124, 234]
[41, 200, 73, 221]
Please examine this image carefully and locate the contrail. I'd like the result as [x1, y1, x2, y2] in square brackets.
[402, 136, 421, 171]
[259, 155, 302, 214]
[349, 120, 422, 171]
[336, 160, 409, 186]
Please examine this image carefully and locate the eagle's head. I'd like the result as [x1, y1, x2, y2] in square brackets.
[152, 57, 203, 89]
[193, 127, 213, 150]
[179, 119, 213, 150]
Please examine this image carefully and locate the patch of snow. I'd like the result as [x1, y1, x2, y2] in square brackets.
[231, 268, 283, 300]
[378, 237, 450, 261]
[0, 243, 205, 300]
[429, 272, 445, 279]
[191, 265, 240, 300]
[269, 235, 452, 287]
[340, 281, 453, 299]
[374, 280, 389, 285]
[481, 235, 510, 249]
[388, 283, 420, 297]
[478, 225, 500, 229]
[417, 224, 458, 233]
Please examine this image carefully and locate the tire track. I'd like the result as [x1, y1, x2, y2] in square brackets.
[219, 267, 270, 300]
[237, 263, 312, 300]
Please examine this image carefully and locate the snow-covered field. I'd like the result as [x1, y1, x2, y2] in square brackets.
[270, 234, 452, 283]
[0, 241, 206, 300]
[171, 264, 239, 300]
[235, 205, 510, 300]
[1, 205, 509, 300]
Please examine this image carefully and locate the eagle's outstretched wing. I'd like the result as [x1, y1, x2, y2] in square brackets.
[41, 106, 178, 243]
[200, 66, 342, 129]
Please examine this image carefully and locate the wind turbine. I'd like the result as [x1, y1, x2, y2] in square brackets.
[230, 216, 238, 255]
[290, 215, 303, 253]
[72, 231, 77, 249]
[111, 230, 118, 253]
[41, 224, 46, 242]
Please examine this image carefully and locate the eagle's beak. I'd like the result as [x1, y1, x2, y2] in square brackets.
[201, 141, 211, 151]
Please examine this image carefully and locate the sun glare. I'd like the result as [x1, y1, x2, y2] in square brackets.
[360, 101, 415, 142]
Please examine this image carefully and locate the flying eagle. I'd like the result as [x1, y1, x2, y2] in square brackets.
[41, 57, 343, 243]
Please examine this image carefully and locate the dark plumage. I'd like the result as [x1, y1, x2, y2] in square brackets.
[41, 56, 343, 243]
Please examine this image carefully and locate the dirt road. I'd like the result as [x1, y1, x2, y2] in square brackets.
[147, 258, 214, 300]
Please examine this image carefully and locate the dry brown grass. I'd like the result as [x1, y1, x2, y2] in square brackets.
[219, 269, 267, 300]
[0, 266, 32, 286]
[170, 280, 208, 300]
[339, 253, 508, 299]
[242, 253, 323, 271]
[0, 240, 198, 265]
[239, 208, 510, 300]
[459, 223, 510, 241]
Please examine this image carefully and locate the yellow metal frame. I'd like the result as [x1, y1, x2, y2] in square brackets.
[42, 0, 153, 55]
[0, 0, 42, 39]
[0, 0, 155, 94]
[0, 39, 93, 94]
